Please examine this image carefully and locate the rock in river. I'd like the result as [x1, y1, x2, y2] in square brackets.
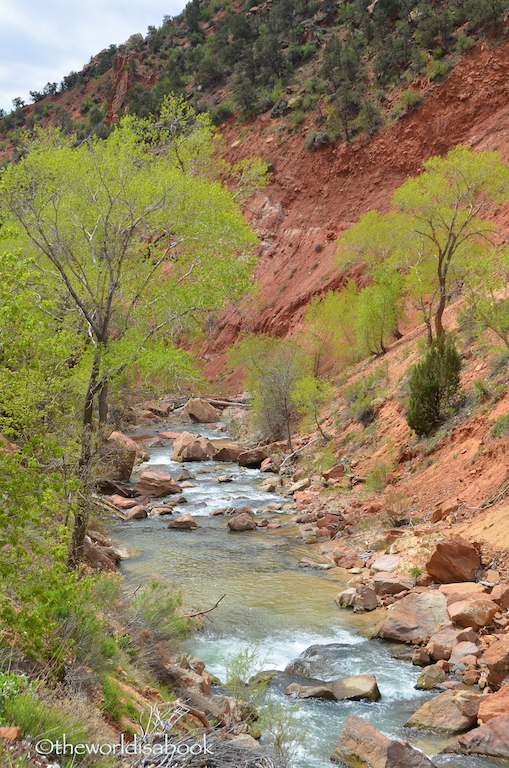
[372, 591, 449, 644]
[134, 470, 182, 498]
[442, 715, 509, 759]
[167, 514, 199, 530]
[405, 689, 482, 733]
[331, 715, 435, 768]
[228, 513, 257, 532]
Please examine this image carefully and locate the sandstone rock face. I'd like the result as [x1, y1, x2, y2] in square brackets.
[443, 715, 509, 758]
[425, 536, 481, 583]
[478, 685, 509, 723]
[237, 449, 268, 468]
[332, 545, 359, 569]
[183, 397, 221, 423]
[405, 689, 481, 733]
[482, 635, 509, 689]
[447, 598, 498, 630]
[285, 683, 336, 700]
[331, 715, 435, 768]
[167, 514, 199, 530]
[228, 513, 257, 532]
[373, 591, 449, 644]
[372, 573, 414, 595]
[330, 674, 380, 702]
[134, 470, 182, 498]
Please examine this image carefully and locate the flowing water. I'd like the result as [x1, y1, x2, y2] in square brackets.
[109, 424, 508, 768]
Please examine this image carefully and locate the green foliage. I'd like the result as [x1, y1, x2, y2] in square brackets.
[291, 374, 332, 437]
[338, 145, 509, 343]
[491, 414, 509, 438]
[222, 644, 268, 704]
[365, 460, 393, 492]
[407, 336, 462, 436]
[130, 580, 192, 639]
[258, 699, 306, 768]
[231, 335, 312, 449]
[355, 266, 404, 356]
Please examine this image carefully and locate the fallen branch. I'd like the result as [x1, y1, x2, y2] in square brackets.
[279, 436, 320, 468]
[185, 594, 226, 618]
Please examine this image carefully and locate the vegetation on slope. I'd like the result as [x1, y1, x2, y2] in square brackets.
[1, 0, 508, 160]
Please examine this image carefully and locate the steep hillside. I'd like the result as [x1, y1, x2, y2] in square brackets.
[203, 36, 509, 382]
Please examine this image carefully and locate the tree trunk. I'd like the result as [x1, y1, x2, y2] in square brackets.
[98, 381, 108, 424]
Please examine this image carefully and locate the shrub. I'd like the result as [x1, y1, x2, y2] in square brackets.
[406, 335, 462, 436]
[365, 460, 393, 492]
[130, 580, 192, 639]
[305, 130, 331, 149]
[491, 413, 509, 438]
[289, 109, 306, 126]
[210, 102, 233, 125]
[400, 88, 422, 111]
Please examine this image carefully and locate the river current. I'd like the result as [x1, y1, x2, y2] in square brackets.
[109, 424, 507, 768]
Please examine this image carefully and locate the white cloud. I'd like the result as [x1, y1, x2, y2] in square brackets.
[0, 0, 187, 112]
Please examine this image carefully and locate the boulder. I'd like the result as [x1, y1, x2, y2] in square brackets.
[125, 505, 148, 520]
[331, 715, 435, 768]
[405, 689, 482, 733]
[415, 664, 447, 690]
[481, 634, 509, 689]
[167, 514, 199, 530]
[336, 585, 378, 612]
[371, 554, 401, 573]
[134, 470, 182, 498]
[101, 431, 138, 481]
[109, 494, 142, 509]
[237, 449, 268, 468]
[478, 684, 509, 723]
[443, 715, 509, 758]
[214, 445, 243, 462]
[372, 591, 449, 644]
[142, 400, 173, 416]
[447, 597, 499, 630]
[323, 463, 345, 481]
[490, 583, 509, 610]
[181, 437, 216, 461]
[330, 674, 381, 702]
[286, 478, 311, 494]
[431, 498, 460, 523]
[228, 513, 257, 532]
[182, 397, 221, 423]
[449, 641, 481, 665]
[439, 582, 488, 600]
[332, 545, 360, 569]
[285, 643, 351, 680]
[425, 536, 481, 583]
[425, 628, 458, 661]
[372, 573, 414, 595]
[285, 683, 336, 700]
[210, 507, 235, 516]
[83, 537, 117, 572]
[0, 726, 22, 741]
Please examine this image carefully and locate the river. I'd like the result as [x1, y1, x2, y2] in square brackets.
[109, 424, 507, 768]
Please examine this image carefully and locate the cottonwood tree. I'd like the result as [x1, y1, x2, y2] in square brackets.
[0, 96, 265, 566]
[337, 145, 509, 342]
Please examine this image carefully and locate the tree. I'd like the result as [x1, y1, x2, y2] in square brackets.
[354, 266, 404, 355]
[407, 335, 462, 436]
[337, 145, 509, 342]
[304, 280, 359, 375]
[231, 335, 311, 451]
[0, 96, 265, 566]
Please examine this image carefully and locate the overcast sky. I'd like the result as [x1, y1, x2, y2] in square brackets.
[0, 0, 187, 113]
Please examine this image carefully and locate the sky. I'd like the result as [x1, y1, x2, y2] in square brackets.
[0, 0, 187, 114]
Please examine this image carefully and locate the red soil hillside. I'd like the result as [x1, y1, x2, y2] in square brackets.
[203, 37, 509, 382]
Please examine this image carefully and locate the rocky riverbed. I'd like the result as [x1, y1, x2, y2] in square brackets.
[93, 401, 509, 768]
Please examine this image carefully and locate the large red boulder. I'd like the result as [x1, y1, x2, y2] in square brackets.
[228, 513, 257, 532]
[482, 634, 509, 689]
[425, 536, 481, 583]
[331, 715, 435, 768]
[171, 431, 216, 461]
[134, 470, 182, 498]
[237, 449, 269, 468]
[331, 545, 359, 569]
[167, 514, 199, 530]
[372, 592, 449, 644]
[182, 398, 221, 423]
[443, 715, 509, 759]
[447, 598, 499, 630]
[478, 685, 509, 723]
[405, 689, 482, 733]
